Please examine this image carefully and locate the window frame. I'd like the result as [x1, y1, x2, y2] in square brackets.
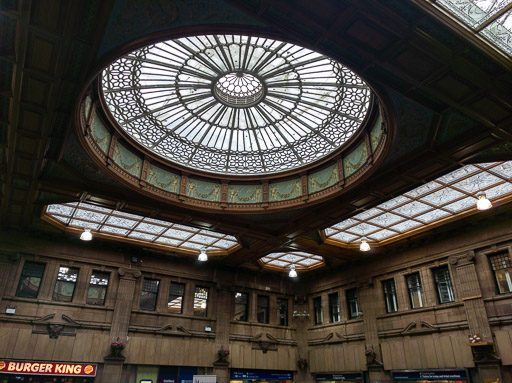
[488, 252, 512, 294]
[405, 272, 424, 309]
[313, 296, 323, 325]
[168, 282, 186, 314]
[256, 295, 270, 324]
[140, 278, 160, 311]
[234, 292, 249, 321]
[328, 292, 340, 323]
[53, 266, 79, 302]
[346, 288, 359, 320]
[86, 270, 110, 306]
[382, 278, 398, 313]
[193, 286, 209, 317]
[16, 261, 46, 299]
[277, 298, 289, 326]
[432, 265, 455, 304]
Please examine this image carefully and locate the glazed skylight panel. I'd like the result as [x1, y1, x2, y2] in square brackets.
[45, 202, 238, 252]
[426, 0, 512, 56]
[260, 251, 324, 269]
[102, 35, 371, 175]
[326, 161, 512, 245]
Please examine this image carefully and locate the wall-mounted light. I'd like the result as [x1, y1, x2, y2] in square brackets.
[80, 228, 92, 241]
[289, 265, 298, 278]
[476, 192, 492, 210]
[198, 248, 208, 262]
[5, 305, 15, 315]
[204, 325, 212, 332]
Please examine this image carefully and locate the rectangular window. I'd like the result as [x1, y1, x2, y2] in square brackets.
[168, 282, 185, 314]
[278, 298, 288, 326]
[86, 271, 110, 305]
[53, 266, 79, 302]
[406, 272, 424, 309]
[346, 288, 359, 319]
[257, 295, 269, 324]
[140, 278, 160, 311]
[194, 286, 209, 317]
[313, 296, 323, 325]
[433, 266, 455, 304]
[489, 252, 512, 294]
[234, 292, 249, 321]
[16, 262, 45, 299]
[328, 292, 340, 323]
[382, 279, 398, 313]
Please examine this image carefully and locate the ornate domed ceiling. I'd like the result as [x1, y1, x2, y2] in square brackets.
[101, 35, 372, 176]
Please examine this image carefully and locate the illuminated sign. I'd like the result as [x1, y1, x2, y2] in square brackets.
[392, 370, 467, 380]
[0, 360, 97, 377]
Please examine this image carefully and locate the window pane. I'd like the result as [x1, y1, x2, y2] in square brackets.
[140, 278, 160, 311]
[278, 298, 288, 326]
[194, 286, 209, 317]
[433, 266, 455, 304]
[382, 279, 398, 313]
[16, 262, 45, 299]
[346, 288, 359, 319]
[168, 282, 185, 314]
[406, 273, 423, 309]
[313, 296, 323, 324]
[329, 293, 340, 323]
[234, 292, 248, 321]
[257, 295, 269, 324]
[87, 271, 110, 305]
[53, 267, 79, 302]
[489, 253, 512, 294]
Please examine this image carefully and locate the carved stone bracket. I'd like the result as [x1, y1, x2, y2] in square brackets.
[469, 343, 500, 364]
[31, 313, 80, 339]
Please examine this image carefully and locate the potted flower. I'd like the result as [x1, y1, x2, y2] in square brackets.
[297, 356, 308, 372]
[110, 341, 126, 356]
[365, 348, 376, 364]
[218, 346, 230, 361]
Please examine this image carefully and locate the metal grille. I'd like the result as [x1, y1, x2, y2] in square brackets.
[20, 262, 45, 279]
[142, 279, 160, 293]
[490, 252, 512, 271]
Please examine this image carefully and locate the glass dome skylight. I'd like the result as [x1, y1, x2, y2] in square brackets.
[102, 35, 371, 176]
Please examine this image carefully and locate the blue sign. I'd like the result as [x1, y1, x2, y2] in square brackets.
[392, 370, 467, 380]
[231, 370, 293, 380]
[179, 367, 197, 383]
[315, 373, 363, 381]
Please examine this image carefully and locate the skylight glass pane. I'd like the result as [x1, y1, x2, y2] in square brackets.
[69, 220, 100, 230]
[326, 162, 512, 246]
[481, 9, 512, 55]
[268, 260, 289, 267]
[101, 226, 130, 236]
[260, 251, 323, 270]
[44, 203, 239, 253]
[102, 34, 371, 175]
[436, 0, 511, 28]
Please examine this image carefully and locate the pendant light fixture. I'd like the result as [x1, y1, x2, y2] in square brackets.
[198, 248, 208, 262]
[80, 228, 92, 241]
[288, 265, 298, 278]
[360, 238, 371, 252]
[476, 192, 492, 211]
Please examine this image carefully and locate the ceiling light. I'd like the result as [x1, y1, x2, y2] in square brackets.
[80, 228, 92, 241]
[198, 248, 208, 262]
[360, 238, 371, 252]
[288, 265, 298, 278]
[476, 192, 492, 211]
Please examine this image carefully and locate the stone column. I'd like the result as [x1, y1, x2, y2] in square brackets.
[293, 296, 312, 383]
[359, 280, 390, 383]
[213, 288, 232, 383]
[101, 268, 141, 383]
[451, 252, 502, 383]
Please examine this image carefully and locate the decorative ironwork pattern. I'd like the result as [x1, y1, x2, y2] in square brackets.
[102, 35, 371, 175]
[427, 0, 512, 56]
[326, 161, 512, 246]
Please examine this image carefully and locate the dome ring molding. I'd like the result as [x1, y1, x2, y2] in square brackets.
[75, 27, 396, 214]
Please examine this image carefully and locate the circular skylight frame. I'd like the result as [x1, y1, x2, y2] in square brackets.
[101, 34, 372, 177]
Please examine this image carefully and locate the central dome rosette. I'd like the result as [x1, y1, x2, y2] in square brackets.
[101, 35, 372, 176]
